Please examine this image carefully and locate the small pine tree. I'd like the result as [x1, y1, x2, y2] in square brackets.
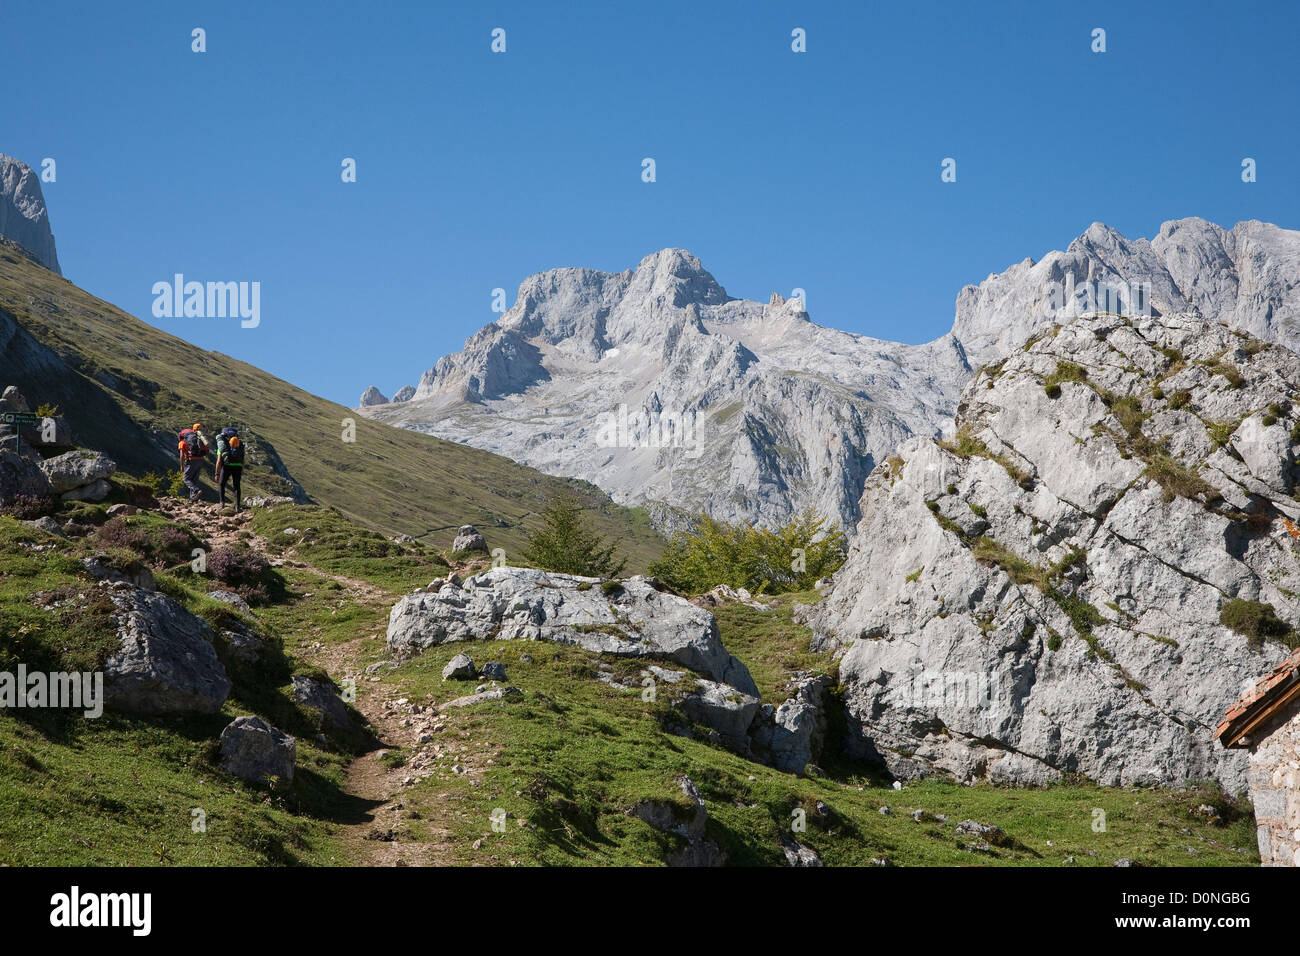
[523, 495, 627, 578]
[649, 509, 846, 595]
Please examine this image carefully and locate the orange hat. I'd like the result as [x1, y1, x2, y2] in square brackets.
[192, 422, 204, 430]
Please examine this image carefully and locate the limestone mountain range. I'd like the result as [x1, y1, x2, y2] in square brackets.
[361, 219, 1300, 531]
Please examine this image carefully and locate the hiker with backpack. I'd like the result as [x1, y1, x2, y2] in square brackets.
[214, 426, 245, 511]
[177, 423, 210, 502]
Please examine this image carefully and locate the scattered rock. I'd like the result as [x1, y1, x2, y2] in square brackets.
[629, 776, 726, 867]
[445, 686, 522, 708]
[82, 554, 154, 591]
[103, 587, 231, 715]
[481, 660, 508, 681]
[59, 478, 111, 502]
[242, 495, 296, 508]
[955, 819, 1008, 847]
[21, 516, 64, 537]
[0, 448, 52, 504]
[219, 716, 296, 783]
[442, 653, 477, 681]
[106, 503, 137, 517]
[291, 675, 351, 730]
[452, 524, 488, 553]
[676, 676, 760, 746]
[779, 835, 823, 867]
[748, 673, 832, 774]
[221, 627, 264, 664]
[206, 589, 252, 615]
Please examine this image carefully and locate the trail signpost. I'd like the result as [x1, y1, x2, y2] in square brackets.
[0, 411, 42, 451]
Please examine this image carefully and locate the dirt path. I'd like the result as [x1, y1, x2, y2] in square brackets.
[159, 496, 474, 865]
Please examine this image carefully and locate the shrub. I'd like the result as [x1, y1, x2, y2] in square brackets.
[1206, 362, 1245, 389]
[649, 509, 846, 595]
[1167, 389, 1192, 410]
[95, 516, 151, 554]
[938, 426, 990, 459]
[972, 537, 1047, 590]
[523, 495, 626, 579]
[0, 493, 56, 520]
[1143, 455, 1219, 502]
[1109, 395, 1147, 438]
[1219, 598, 1296, 649]
[208, 544, 280, 605]
[1043, 360, 1089, 393]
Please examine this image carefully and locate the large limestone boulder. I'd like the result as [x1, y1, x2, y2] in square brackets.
[38, 449, 115, 494]
[103, 586, 231, 715]
[387, 566, 757, 694]
[452, 524, 488, 553]
[219, 716, 296, 783]
[0, 449, 52, 504]
[814, 313, 1300, 793]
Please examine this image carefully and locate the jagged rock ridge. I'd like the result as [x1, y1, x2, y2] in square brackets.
[361, 219, 1300, 531]
[0, 155, 60, 275]
[811, 311, 1300, 792]
[363, 249, 969, 531]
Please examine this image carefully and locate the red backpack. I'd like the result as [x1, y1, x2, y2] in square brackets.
[178, 428, 208, 460]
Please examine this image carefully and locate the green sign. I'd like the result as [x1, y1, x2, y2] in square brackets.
[1, 412, 40, 425]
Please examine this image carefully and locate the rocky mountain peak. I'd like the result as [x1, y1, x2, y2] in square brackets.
[0, 154, 60, 275]
[359, 385, 388, 407]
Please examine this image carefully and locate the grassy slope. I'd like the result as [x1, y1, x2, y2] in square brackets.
[364, 612, 1258, 867]
[0, 494, 1259, 866]
[0, 242, 661, 569]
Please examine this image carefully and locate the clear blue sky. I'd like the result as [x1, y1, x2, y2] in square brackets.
[6, 0, 1298, 404]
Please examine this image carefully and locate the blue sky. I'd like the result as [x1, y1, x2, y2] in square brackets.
[6, 0, 1298, 404]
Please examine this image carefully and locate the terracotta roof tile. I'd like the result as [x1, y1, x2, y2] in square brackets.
[1216, 646, 1300, 746]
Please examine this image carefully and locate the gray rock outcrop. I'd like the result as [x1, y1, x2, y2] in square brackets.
[38, 449, 115, 495]
[813, 311, 1300, 793]
[291, 675, 350, 730]
[387, 566, 757, 694]
[219, 716, 296, 783]
[0, 155, 60, 275]
[629, 775, 725, 867]
[441, 653, 477, 681]
[451, 524, 488, 553]
[391, 385, 416, 403]
[103, 586, 232, 715]
[0, 448, 52, 504]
